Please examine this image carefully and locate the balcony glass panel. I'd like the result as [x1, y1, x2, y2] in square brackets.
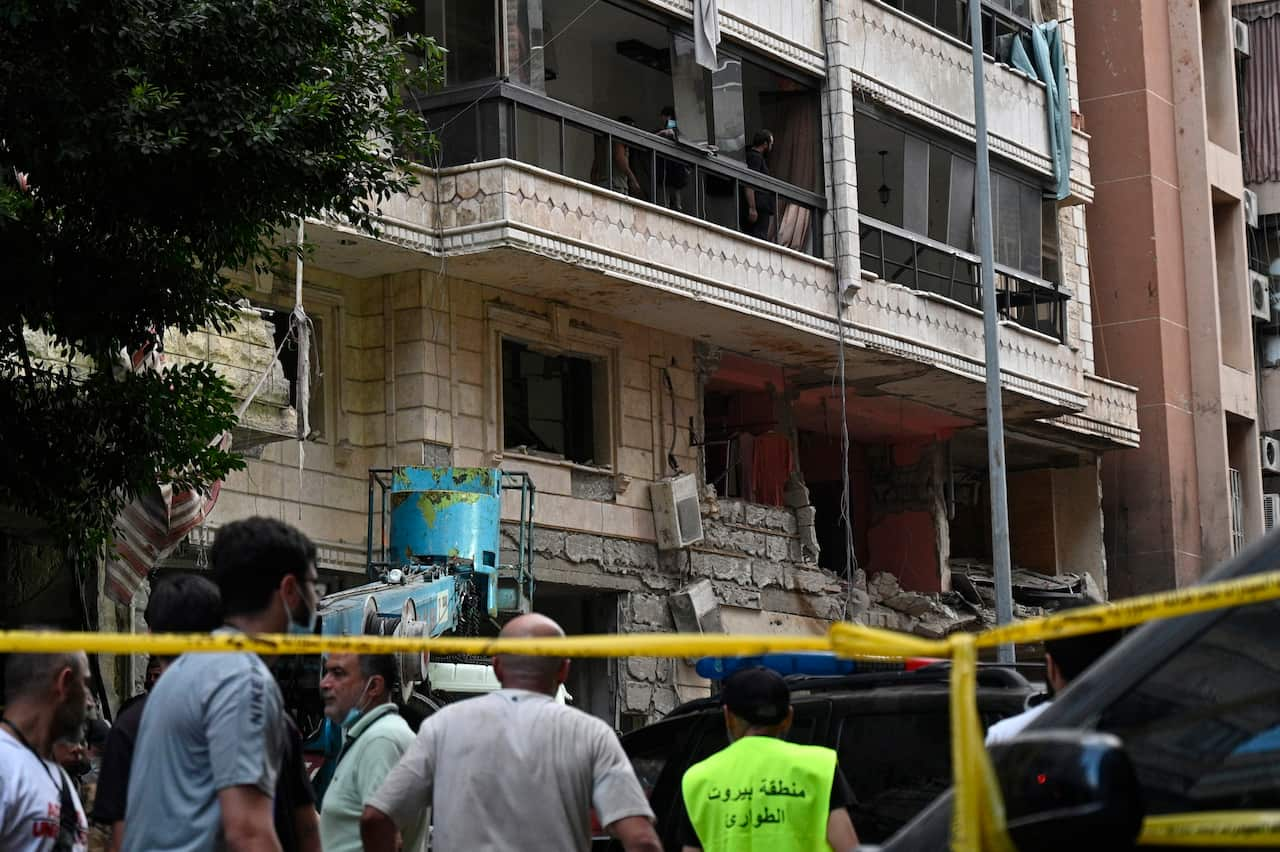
[655, 154, 693, 215]
[702, 171, 739, 231]
[515, 105, 561, 172]
[564, 122, 605, 185]
[421, 101, 502, 167]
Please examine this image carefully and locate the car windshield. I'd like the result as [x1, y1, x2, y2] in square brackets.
[1095, 597, 1280, 812]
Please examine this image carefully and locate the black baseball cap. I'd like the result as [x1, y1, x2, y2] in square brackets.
[720, 666, 790, 725]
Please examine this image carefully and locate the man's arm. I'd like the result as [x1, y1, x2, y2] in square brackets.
[217, 786, 282, 852]
[744, 187, 758, 222]
[108, 821, 125, 852]
[291, 804, 320, 852]
[827, 807, 859, 852]
[606, 815, 661, 852]
[360, 805, 400, 852]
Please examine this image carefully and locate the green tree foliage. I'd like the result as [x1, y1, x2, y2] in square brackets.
[0, 0, 442, 550]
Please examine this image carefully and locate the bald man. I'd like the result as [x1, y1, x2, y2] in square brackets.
[361, 614, 659, 852]
[1, 646, 93, 851]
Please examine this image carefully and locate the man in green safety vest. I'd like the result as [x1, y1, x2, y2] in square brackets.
[676, 667, 859, 852]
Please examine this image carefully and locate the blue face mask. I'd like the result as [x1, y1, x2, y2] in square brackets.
[666, 118, 677, 129]
[285, 595, 317, 635]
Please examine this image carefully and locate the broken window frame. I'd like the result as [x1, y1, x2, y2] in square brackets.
[500, 338, 605, 466]
[488, 304, 619, 472]
[254, 293, 342, 444]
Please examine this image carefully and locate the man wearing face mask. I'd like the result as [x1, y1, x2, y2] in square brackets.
[122, 517, 319, 852]
[317, 654, 423, 852]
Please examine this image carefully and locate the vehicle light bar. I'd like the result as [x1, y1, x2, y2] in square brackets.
[694, 653, 942, 680]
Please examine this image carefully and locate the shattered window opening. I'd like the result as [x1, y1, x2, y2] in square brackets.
[500, 337, 607, 467]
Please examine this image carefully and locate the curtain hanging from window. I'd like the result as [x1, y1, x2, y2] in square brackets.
[694, 0, 720, 71]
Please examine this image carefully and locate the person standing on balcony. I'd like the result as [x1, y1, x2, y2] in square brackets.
[742, 130, 775, 241]
[655, 106, 688, 212]
[611, 117, 645, 199]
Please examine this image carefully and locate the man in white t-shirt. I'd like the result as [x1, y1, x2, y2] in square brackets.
[0, 642, 93, 852]
[360, 613, 660, 852]
[986, 600, 1125, 745]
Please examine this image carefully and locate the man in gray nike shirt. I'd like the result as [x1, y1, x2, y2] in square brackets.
[122, 517, 319, 852]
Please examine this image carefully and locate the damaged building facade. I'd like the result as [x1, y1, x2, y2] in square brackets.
[130, 0, 1139, 725]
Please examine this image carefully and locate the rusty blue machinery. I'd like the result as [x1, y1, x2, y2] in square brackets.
[297, 467, 535, 793]
[315, 466, 536, 646]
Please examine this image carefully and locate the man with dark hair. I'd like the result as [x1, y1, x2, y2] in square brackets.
[677, 667, 859, 852]
[741, 129, 776, 240]
[0, 641, 92, 852]
[986, 599, 1125, 744]
[94, 574, 223, 851]
[318, 653, 423, 852]
[360, 613, 659, 852]
[122, 517, 319, 852]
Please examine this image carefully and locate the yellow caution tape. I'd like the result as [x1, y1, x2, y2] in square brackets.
[0, 630, 833, 658]
[977, 570, 1280, 649]
[1139, 811, 1280, 846]
[949, 634, 1015, 852]
[3, 569, 1280, 851]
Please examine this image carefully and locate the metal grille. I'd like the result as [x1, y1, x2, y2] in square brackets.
[1230, 467, 1245, 554]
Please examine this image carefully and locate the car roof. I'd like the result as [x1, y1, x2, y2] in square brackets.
[658, 662, 1033, 721]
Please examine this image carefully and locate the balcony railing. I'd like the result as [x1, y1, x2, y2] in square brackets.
[416, 83, 827, 257]
[859, 216, 1067, 340]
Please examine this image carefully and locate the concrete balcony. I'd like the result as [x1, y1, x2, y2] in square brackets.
[1030, 373, 1141, 449]
[849, 0, 1093, 204]
[305, 155, 1137, 446]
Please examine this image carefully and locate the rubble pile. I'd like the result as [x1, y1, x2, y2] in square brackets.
[861, 562, 1099, 640]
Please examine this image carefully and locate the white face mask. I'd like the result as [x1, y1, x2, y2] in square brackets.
[285, 587, 317, 634]
[341, 678, 375, 729]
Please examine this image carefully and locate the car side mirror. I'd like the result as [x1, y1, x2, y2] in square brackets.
[990, 731, 1144, 852]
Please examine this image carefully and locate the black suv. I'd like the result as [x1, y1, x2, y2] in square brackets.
[617, 663, 1034, 850]
[879, 533, 1280, 851]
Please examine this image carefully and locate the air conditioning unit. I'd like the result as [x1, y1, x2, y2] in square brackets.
[1263, 436, 1280, 474]
[1234, 18, 1251, 57]
[1245, 188, 1260, 229]
[1266, 493, 1280, 532]
[1251, 271, 1272, 322]
[650, 473, 704, 550]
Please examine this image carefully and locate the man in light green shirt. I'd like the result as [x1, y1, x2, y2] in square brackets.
[318, 653, 425, 852]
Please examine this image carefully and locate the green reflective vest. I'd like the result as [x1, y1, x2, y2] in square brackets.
[682, 735, 837, 852]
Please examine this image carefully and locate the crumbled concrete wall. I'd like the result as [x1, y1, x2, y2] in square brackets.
[506, 496, 848, 724]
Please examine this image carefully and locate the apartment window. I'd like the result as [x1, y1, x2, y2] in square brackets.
[396, 0, 498, 86]
[501, 338, 609, 466]
[855, 110, 1056, 283]
[881, 0, 1032, 61]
